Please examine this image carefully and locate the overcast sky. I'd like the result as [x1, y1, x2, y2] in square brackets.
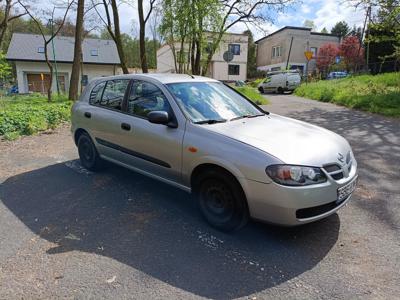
[43, 0, 367, 40]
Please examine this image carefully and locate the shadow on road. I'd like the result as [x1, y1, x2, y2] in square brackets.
[0, 161, 340, 299]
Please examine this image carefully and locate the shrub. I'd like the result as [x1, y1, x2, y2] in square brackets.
[294, 72, 400, 117]
[0, 94, 72, 139]
[234, 86, 268, 105]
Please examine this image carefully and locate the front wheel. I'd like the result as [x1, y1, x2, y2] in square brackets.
[78, 132, 103, 171]
[197, 171, 249, 232]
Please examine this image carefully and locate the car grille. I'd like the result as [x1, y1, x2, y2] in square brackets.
[322, 152, 353, 180]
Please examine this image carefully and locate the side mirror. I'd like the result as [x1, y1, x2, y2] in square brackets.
[148, 111, 170, 125]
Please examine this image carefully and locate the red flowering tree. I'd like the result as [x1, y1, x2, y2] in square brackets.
[339, 36, 365, 72]
[317, 43, 339, 74]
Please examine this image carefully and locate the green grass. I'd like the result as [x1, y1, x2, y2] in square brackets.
[234, 85, 269, 105]
[0, 93, 72, 140]
[294, 72, 400, 117]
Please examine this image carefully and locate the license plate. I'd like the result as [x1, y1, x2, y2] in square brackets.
[337, 176, 358, 202]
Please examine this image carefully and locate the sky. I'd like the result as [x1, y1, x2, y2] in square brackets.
[44, 0, 368, 40]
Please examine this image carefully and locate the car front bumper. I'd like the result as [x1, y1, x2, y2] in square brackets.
[242, 169, 358, 226]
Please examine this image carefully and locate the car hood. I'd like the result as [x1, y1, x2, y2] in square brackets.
[204, 113, 351, 166]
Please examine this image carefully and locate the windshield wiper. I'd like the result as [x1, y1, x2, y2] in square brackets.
[194, 119, 227, 124]
[230, 114, 265, 121]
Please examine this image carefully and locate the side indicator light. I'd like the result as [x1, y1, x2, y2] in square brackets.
[188, 147, 197, 153]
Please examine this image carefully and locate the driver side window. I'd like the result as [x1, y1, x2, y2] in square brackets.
[127, 80, 172, 118]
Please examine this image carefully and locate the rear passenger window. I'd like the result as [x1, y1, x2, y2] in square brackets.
[90, 80, 129, 111]
[89, 82, 106, 105]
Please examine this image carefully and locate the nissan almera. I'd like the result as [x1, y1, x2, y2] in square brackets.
[71, 74, 358, 231]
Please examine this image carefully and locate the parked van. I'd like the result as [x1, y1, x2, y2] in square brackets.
[258, 71, 301, 94]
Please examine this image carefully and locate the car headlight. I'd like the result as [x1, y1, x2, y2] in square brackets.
[266, 164, 327, 186]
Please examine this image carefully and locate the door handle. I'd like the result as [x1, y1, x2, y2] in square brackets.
[121, 123, 131, 131]
[84, 112, 91, 118]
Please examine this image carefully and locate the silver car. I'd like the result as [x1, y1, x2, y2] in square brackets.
[71, 74, 358, 231]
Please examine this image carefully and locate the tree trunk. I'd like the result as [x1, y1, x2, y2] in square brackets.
[0, 0, 12, 48]
[110, 0, 129, 74]
[44, 45, 53, 102]
[138, 0, 148, 73]
[69, 0, 84, 101]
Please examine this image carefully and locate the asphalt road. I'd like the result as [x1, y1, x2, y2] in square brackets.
[0, 94, 399, 299]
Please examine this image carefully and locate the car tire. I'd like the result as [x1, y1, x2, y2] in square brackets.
[258, 87, 265, 94]
[196, 169, 249, 232]
[77, 132, 103, 171]
[277, 87, 284, 94]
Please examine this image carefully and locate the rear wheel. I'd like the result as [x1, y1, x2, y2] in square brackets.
[77, 133, 103, 171]
[196, 169, 249, 231]
[277, 87, 284, 94]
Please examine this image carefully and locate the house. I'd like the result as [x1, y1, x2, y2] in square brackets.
[255, 26, 340, 75]
[6, 33, 120, 94]
[157, 32, 248, 81]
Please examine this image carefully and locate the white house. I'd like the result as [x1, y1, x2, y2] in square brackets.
[157, 32, 248, 81]
[6, 33, 121, 94]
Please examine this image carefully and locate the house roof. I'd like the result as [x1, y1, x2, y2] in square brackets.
[255, 26, 339, 44]
[6, 33, 120, 65]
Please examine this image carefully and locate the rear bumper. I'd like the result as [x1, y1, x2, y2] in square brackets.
[242, 172, 357, 226]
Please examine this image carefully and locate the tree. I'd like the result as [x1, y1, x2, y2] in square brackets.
[364, 0, 400, 72]
[137, 0, 156, 73]
[339, 35, 365, 71]
[201, 0, 295, 76]
[18, 0, 73, 101]
[316, 43, 339, 74]
[321, 27, 328, 34]
[0, 52, 11, 81]
[331, 21, 350, 39]
[0, 0, 27, 47]
[69, 0, 84, 101]
[244, 29, 257, 78]
[94, 0, 129, 74]
[303, 19, 316, 31]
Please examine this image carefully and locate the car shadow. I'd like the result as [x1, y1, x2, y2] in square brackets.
[0, 161, 340, 299]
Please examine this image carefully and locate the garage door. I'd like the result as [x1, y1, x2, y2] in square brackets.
[27, 73, 51, 93]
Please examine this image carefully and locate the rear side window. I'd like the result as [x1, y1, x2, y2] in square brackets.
[89, 81, 106, 105]
[90, 79, 129, 111]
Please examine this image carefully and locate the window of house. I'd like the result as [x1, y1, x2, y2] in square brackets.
[228, 44, 240, 55]
[272, 46, 282, 58]
[90, 49, 99, 56]
[37, 47, 45, 53]
[310, 47, 318, 58]
[93, 80, 129, 111]
[127, 80, 172, 119]
[228, 64, 240, 76]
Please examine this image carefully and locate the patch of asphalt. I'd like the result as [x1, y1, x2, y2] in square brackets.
[0, 99, 399, 299]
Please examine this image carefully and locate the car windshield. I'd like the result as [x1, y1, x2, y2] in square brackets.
[166, 82, 263, 123]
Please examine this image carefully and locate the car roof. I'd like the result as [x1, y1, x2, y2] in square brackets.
[91, 73, 219, 85]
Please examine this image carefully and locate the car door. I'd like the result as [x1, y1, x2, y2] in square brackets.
[85, 79, 132, 162]
[116, 79, 185, 184]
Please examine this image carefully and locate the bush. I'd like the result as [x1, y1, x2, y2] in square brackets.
[0, 94, 72, 139]
[294, 73, 400, 117]
[234, 85, 268, 105]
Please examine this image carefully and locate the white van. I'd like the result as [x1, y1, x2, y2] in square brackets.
[258, 71, 301, 94]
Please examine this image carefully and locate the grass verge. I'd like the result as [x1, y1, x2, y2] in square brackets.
[0, 93, 72, 141]
[294, 72, 400, 117]
[234, 86, 269, 105]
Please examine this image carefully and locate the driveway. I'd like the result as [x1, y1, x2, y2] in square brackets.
[0, 95, 399, 299]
